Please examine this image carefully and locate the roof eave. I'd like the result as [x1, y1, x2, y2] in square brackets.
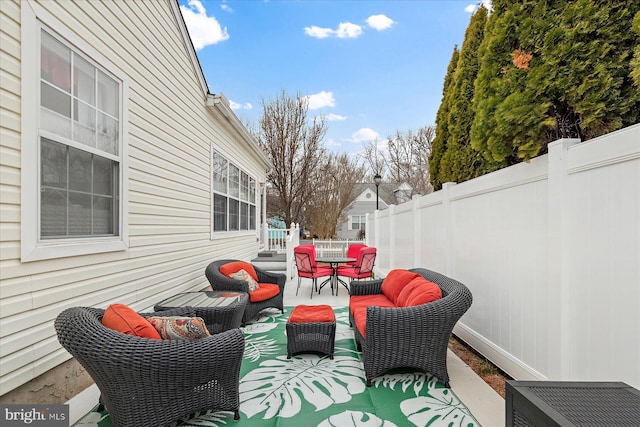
[207, 93, 272, 169]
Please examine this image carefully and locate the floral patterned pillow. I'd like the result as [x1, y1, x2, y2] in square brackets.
[229, 269, 260, 291]
[146, 316, 211, 340]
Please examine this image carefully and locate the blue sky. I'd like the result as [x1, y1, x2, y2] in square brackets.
[179, 0, 491, 156]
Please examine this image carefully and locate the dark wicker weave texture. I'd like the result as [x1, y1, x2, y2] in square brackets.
[506, 381, 640, 426]
[349, 268, 473, 387]
[55, 306, 245, 427]
[287, 320, 336, 359]
[205, 259, 286, 324]
[154, 291, 249, 334]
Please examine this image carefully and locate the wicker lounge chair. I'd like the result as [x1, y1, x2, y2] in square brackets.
[55, 306, 245, 427]
[349, 268, 473, 387]
[205, 259, 286, 324]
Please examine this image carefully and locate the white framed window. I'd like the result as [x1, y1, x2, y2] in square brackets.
[350, 215, 366, 231]
[211, 150, 257, 236]
[21, 3, 129, 261]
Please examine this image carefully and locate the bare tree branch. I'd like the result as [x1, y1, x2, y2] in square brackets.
[256, 90, 327, 226]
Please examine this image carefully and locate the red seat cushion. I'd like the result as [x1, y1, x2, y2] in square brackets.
[352, 307, 369, 338]
[102, 304, 161, 339]
[249, 283, 280, 302]
[298, 265, 333, 279]
[396, 276, 443, 307]
[219, 261, 259, 282]
[349, 294, 395, 317]
[289, 304, 335, 323]
[380, 269, 421, 305]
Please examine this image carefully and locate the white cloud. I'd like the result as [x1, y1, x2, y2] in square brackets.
[465, 1, 493, 13]
[304, 22, 363, 39]
[304, 26, 335, 39]
[221, 4, 233, 13]
[180, 0, 229, 50]
[305, 91, 336, 109]
[335, 22, 363, 38]
[348, 128, 380, 143]
[325, 113, 347, 121]
[229, 100, 253, 110]
[366, 14, 395, 31]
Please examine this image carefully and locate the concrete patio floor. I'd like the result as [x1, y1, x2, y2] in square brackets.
[284, 276, 506, 427]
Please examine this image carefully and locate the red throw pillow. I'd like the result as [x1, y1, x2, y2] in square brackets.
[397, 277, 442, 307]
[380, 269, 421, 305]
[102, 304, 161, 339]
[219, 261, 259, 282]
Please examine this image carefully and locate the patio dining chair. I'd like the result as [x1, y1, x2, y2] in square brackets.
[337, 246, 377, 283]
[294, 245, 333, 298]
[345, 243, 368, 266]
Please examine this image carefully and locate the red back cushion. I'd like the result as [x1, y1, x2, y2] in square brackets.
[347, 244, 367, 259]
[397, 276, 442, 307]
[381, 269, 421, 305]
[102, 304, 161, 339]
[219, 261, 259, 282]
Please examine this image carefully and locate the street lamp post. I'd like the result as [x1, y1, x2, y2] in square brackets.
[373, 173, 382, 210]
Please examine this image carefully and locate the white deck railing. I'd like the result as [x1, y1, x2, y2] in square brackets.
[311, 239, 365, 257]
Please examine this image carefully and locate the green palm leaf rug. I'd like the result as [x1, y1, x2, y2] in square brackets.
[74, 307, 480, 427]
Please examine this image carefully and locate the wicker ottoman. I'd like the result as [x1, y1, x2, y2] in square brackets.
[286, 305, 336, 359]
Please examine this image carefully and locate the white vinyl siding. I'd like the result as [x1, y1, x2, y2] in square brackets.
[1, 0, 269, 397]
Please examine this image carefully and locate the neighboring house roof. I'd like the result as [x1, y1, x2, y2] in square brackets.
[352, 183, 396, 206]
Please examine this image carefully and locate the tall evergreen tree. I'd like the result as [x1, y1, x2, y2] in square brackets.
[471, 1, 541, 167]
[472, 0, 640, 165]
[533, 0, 640, 141]
[437, 6, 488, 185]
[633, 11, 640, 86]
[429, 47, 459, 191]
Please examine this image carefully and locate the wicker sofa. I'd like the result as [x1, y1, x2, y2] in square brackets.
[349, 268, 473, 387]
[55, 306, 245, 426]
[205, 259, 286, 324]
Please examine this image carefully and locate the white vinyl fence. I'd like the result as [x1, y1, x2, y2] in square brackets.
[366, 124, 640, 389]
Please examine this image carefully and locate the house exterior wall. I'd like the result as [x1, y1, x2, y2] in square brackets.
[0, 0, 269, 399]
[337, 188, 388, 239]
[367, 124, 640, 389]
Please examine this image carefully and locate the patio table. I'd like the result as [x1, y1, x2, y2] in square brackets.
[316, 256, 355, 296]
[154, 291, 248, 334]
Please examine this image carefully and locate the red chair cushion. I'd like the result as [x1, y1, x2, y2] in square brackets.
[380, 269, 421, 305]
[249, 283, 280, 302]
[337, 265, 372, 279]
[396, 276, 443, 307]
[346, 244, 367, 265]
[102, 304, 161, 339]
[298, 265, 333, 279]
[349, 295, 395, 318]
[352, 307, 369, 337]
[219, 261, 259, 282]
[289, 304, 335, 323]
